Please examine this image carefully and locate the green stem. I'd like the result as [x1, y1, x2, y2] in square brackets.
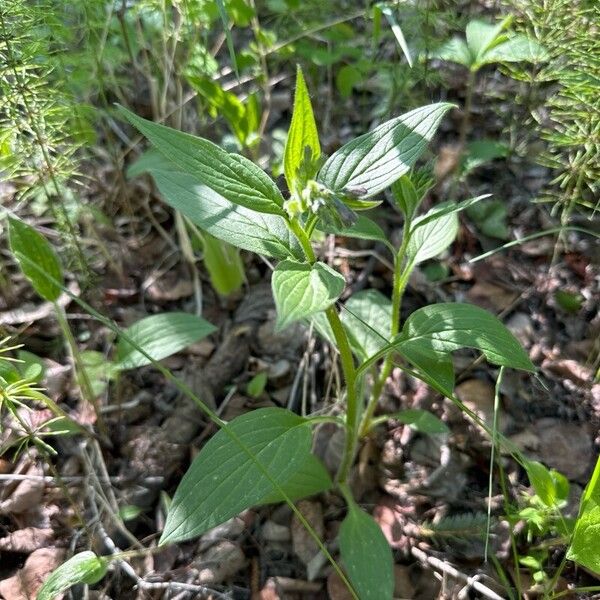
[54, 303, 106, 435]
[287, 217, 359, 484]
[359, 220, 412, 436]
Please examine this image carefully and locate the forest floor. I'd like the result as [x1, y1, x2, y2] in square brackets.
[1, 46, 599, 600]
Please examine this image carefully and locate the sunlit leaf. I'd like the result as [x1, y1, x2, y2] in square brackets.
[318, 103, 453, 198]
[8, 217, 63, 302]
[38, 552, 108, 600]
[117, 105, 285, 215]
[285, 66, 321, 191]
[272, 260, 345, 330]
[116, 312, 216, 370]
[339, 503, 394, 600]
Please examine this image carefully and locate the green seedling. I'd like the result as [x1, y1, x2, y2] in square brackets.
[0, 337, 79, 457]
[436, 16, 546, 168]
[114, 66, 537, 598]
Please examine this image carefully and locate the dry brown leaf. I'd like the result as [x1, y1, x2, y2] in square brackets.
[0, 547, 65, 600]
[291, 500, 324, 566]
[326, 571, 354, 600]
[542, 359, 593, 386]
[467, 281, 519, 312]
[0, 527, 54, 553]
[455, 378, 498, 429]
[0, 462, 45, 515]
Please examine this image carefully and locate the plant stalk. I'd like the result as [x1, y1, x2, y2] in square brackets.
[54, 303, 106, 435]
[359, 219, 412, 436]
[288, 218, 359, 483]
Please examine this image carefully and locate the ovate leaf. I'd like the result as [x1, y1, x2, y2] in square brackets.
[272, 260, 345, 330]
[482, 34, 547, 65]
[117, 105, 286, 215]
[434, 37, 473, 68]
[567, 454, 600, 574]
[407, 207, 459, 264]
[396, 303, 534, 396]
[342, 289, 392, 360]
[8, 217, 63, 302]
[318, 103, 453, 198]
[392, 409, 449, 434]
[116, 312, 216, 370]
[284, 66, 321, 191]
[200, 232, 245, 296]
[258, 455, 333, 505]
[161, 408, 317, 543]
[524, 460, 559, 507]
[391, 175, 420, 219]
[38, 551, 108, 600]
[150, 168, 302, 260]
[339, 504, 394, 600]
[466, 17, 511, 62]
[320, 215, 388, 245]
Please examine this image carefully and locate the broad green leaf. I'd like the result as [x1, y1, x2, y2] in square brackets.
[567, 454, 600, 574]
[391, 409, 449, 434]
[339, 504, 394, 600]
[407, 207, 459, 264]
[8, 217, 63, 302]
[80, 350, 115, 397]
[187, 76, 248, 144]
[342, 289, 392, 360]
[161, 408, 315, 543]
[258, 455, 333, 504]
[481, 34, 547, 65]
[411, 196, 488, 230]
[38, 551, 108, 600]
[524, 460, 558, 507]
[391, 175, 420, 219]
[17, 350, 45, 382]
[396, 303, 534, 396]
[200, 232, 245, 296]
[318, 103, 453, 198]
[150, 168, 302, 260]
[272, 260, 345, 330]
[320, 215, 388, 245]
[116, 312, 216, 370]
[117, 105, 286, 215]
[284, 66, 321, 191]
[435, 37, 473, 68]
[462, 139, 509, 174]
[246, 371, 268, 398]
[467, 199, 509, 240]
[126, 149, 171, 179]
[336, 64, 362, 98]
[466, 17, 511, 62]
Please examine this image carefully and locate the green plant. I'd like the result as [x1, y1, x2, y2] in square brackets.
[504, 0, 600, 249]
[110, 67, 538, 597]
[435, 15, 546, 171]
[0, 337, 79, 457]
[0, 0, 90, 270]
[6, 217, 216, 429]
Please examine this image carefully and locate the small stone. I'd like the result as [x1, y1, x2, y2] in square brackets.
[268, 359, 291, 381]
[194, 541, 246, 584]
[506, 312, 534, 346]
[262, 520, 291, 543]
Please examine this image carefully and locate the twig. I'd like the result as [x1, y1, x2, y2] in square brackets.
[411, 546, 505, 600]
